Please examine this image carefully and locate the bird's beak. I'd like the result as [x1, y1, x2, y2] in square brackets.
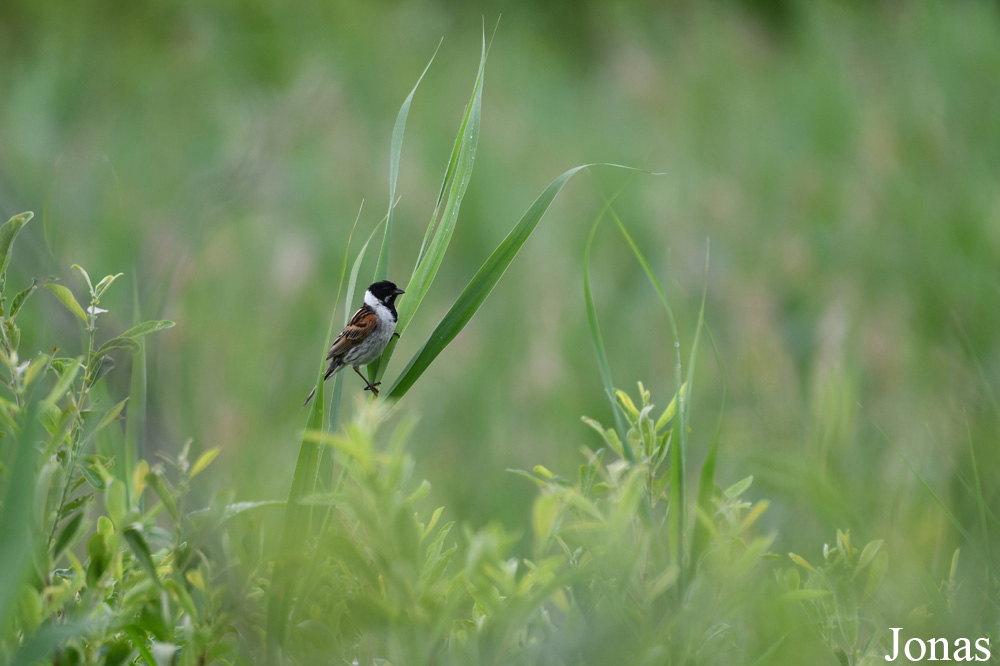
[395, 287, 405, 295]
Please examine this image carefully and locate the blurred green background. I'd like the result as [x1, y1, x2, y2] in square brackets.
[2, 0, 998, 630]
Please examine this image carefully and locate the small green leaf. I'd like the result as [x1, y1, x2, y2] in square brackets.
[123, 626, 159, 666]
[71, 264, 94, 297]
[85, 355, 115, 389]
[97, 514, 114, 536]
[86, 532, 110, 587]
[0, 211, 33, 282]
[105, 479, 127, 527]
[42, 358, 81, 407]
[94, 337, 141, 358]
[52, 512, 85, 560]
[533, 465, 555, 480]
[57, 493, 93, 519]
[189, 447, 220, 478]
[123, 526, 162, 588]
[507, 468, 549, 489]
[79, 463, 109, 491]
[532, 493, 560, 545]
[94, 273, 124, 299]
[93, 399, 128, 436]
[581, 416, 624, 459]
[789, 552, 819, 574]
[45, 284, 88, 323]
[655, 382, 688, 431]
[723, 475, 754, 499]
[10, 278, 42, 318]
[403, 479, 431, 505]
[855, 540, 884, 573]
[117, 320, 174, 340]
[864, 550, 888, 599]
[421, 506, 444, 542]
[23, 353, 50, 389]
[615, 390, 640, 421]
[146, 468, 180, 525]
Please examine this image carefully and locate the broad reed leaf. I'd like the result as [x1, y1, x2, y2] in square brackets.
[386, 163, 601, 400]
[372, 32, 488, 384]
[374, 41, 441, 283]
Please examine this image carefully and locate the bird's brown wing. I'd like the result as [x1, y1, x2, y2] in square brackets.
[326, 304, 377, 359]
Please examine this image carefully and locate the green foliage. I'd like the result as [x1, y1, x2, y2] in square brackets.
[783, 530, 890, 665]
[0, 215, 229, 665]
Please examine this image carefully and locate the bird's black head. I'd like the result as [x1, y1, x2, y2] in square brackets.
[368, 280, 405, 309]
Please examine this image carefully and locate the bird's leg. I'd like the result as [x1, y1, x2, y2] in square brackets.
[353, 365, 381, 396]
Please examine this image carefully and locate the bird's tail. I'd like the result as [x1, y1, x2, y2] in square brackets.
[303, 359, 344, 407]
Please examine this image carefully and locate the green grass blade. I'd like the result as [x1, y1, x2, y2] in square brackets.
[607, 206, 688, 572]
[582, 209, 630, 460]
[372, 32, 487, 386]
[874, 422, 973, 543]
[689, 324, 727, 574]
[0, 403, 41, 634]
[965, 418, 993, 580]
[386, 163, 599, 400]
[374, 40, 441, 283]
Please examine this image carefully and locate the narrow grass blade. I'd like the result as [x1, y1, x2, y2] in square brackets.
[607, 206, 690, 574]
[0, 403, 41, 634]
[689, 324, 727, 574]
[966, 419, 994, 582]
[374, 40, 441, 283]
[582, 209, 630, 460]
[385, 163, 596, 400]
[873, 421, 973, 543]
[372, 31, 488, 385]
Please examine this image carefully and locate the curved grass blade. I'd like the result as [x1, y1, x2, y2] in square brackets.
[606, 205, 692, 577]
[582, 208, 631, 461]
[371, 30, 488, 386]
[373, 40, 442, 283]
[689, 324, 727, 575]
[386, 163, 630, 400]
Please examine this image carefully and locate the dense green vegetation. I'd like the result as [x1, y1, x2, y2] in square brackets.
[1, 1, 998, 663]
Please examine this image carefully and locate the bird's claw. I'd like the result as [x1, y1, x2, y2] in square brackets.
[364, 381, 382, 396]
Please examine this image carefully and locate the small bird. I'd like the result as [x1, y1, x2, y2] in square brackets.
[303, 280, 405, 406]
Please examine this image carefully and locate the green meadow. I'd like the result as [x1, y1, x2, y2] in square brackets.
[1, 2, 998, 664]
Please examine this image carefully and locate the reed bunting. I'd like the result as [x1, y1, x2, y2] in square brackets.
[303, 280, 405, 406]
